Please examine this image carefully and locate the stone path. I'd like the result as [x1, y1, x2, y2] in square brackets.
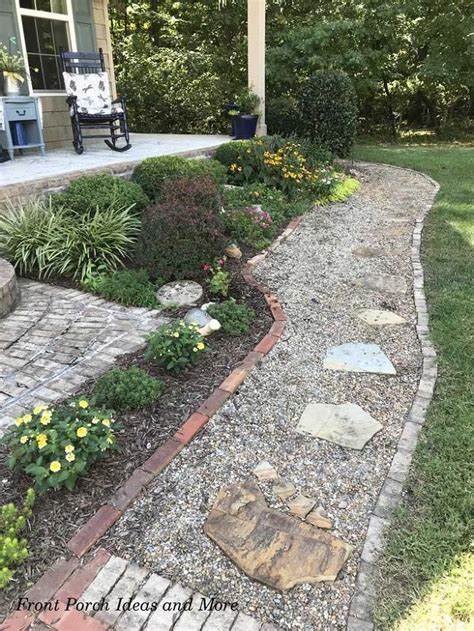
[104, 163, 438, 630]
[9, 548, 269, 631]
[0, 279, 168, 434]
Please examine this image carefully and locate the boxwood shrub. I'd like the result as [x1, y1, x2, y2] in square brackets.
[93, 367, 165, 411]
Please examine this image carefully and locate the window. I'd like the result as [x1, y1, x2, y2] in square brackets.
[18, 0, 74, 92]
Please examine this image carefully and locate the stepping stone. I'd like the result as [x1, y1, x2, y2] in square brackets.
[295, 403, 383, 450]
[323, 342, 396, 375]
[204, 483, 352, 590]
[288, 494, 316, 519]
[353, 274, 407, 294]
[274, 479, 296, 501]
[253, 461, 278, 481]
[351, 246, 384, 258]
[156, 281, 203, 307]
[357, 309, 407, 326]
[306, 506, 332, 529]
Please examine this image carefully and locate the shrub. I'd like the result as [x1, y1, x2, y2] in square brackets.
[223, 183, 287, 227]
[203, 258, 230, 297]
[222, 205, 274, 250]
[266, 96, 302, 137]
[0, 488, 35, 589]
[207, 299, 255, 336]
[145, 320, 207, 373]
[0, 198, 140, 281]
[137, 176, 227, 281]
[52, 174, 148, 216]
[298, 70, 358, 157]
[82, 268, 162, 308]
[132, 155, 227, 200]
[93, 367, 165, 411]
[214, 136, 286, 172]
[1, 400, 118, 492]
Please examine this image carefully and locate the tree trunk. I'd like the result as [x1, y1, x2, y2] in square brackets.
[382, 77, 397, 138]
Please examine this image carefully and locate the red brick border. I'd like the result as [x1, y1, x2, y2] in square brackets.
[1, 214, 303, 630]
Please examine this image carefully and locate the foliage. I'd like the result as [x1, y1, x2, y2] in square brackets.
[145, 320, 206, 373]
[0, 488, 34, 589]
[222, 204, 274, 250]
[353, 143, 473, 629]
[0, 44, 25, 81]
[1, 400, 118, 492]
[316, 176, 361, 205]
[93, 367, 165, 412]
[207, 299, 255, 336]
[82, 268, 162, 308]
[235, 86, 261, 115]
[132, 155, 227, 200]
[137, 175, 227, 281]
[0, 198, 140, 282]
[203, 258, 230, 297]
[298, 70, 358, 157]
[52, 174, 149, 216]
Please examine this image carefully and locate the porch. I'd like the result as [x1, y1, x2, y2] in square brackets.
[0, 132, 229, 205]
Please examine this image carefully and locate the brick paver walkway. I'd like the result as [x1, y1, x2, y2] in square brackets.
[0, 279, 168, 435]
[4, 549, 271, 631]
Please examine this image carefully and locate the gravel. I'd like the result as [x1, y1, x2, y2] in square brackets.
[105, 163, 438, 630]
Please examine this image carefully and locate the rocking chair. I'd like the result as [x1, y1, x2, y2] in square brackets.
[60, 48, 131, 154]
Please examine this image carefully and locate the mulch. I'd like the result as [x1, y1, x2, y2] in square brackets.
[0, 258, 272, 617]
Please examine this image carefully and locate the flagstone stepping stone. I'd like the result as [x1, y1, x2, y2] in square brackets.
[351, 246, 384, 258]
[307, 506, 332, 529]
[253, 461, 278, 481]
[204, 482, 352, 590]
[323, 342, 396, 375]
[353, 274, 407, 294]
[274, 479, 296, 501]
[288, 494, 316, 519]
[295, 403, 383, 450]
[357, 309, 407, 326]
[156, 281, 203, 307]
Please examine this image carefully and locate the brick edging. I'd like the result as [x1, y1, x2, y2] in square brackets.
[346, 164, 441, 631]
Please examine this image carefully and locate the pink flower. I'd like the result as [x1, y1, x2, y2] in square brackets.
[218, 258, 225, 267]
[203, 263, 210, 272]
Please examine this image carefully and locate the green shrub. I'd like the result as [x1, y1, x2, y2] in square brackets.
[223, 184, 287, 227]
[0, 198, 140, 281]
[298, 70, 358, 157]
[132, 155, 227, 200]
[207, 299, 255, 336]
[1, 399, 118, 492]
[93, 367, 165, 411]
[145, 320, 207, 373]
[82, 268, 162, 308]
[203, 259, 230, 297]
[52, 174, 148, 215]
[137, 175, 227, 281]
[0, 488, 35, 589]
[214, 136, 286, 171]
[222, 205, 275, 250]
[266, 96, 302, 137]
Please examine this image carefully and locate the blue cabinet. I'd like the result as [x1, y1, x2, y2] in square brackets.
[0, 96, 45, 160]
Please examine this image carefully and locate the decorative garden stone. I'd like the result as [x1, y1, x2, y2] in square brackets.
[204, 482, 352, 590]
[184, 308, 212, 327]
[274, 479, 296, 501]
[253, 461, 278, 481]
[351, 246, 384, 258]
[353, 274, 407, 294]
[201, 302, 216, 312]
[306, 506, 332, 529]
[287, 494, 316, 519]
[198, 319, 221, 337]
[357, 309, 407, 326]
[156, 281, 203, 307]
[323, 342, 396, 375]
[295, 403, 383, 450]
[225, 243, 243, 259]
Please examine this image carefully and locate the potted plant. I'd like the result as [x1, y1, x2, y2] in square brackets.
[233, 87, 261, 139]
[0, 45, 25, 96]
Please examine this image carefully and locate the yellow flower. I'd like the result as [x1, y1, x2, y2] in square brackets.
[22, 414, 32, 423]
[106, 435, 114, 445]
[65, 444, 75, 453]
[49, 461, 61, 473]
[91, 416, 100, 424]
[76, 427, 88, 438]
[33, 404, 48, 415]
[36, 433, 47, 448]
[15, 417, 23, 427]
[197, 342, 205, 351]
[20, 436, 28, 444]
[102, 419, 111, 427]
[173, 332, 180, 338]
[40, 410, 52, 425]
[65, 452, 75, 462]
[78, 400, 89, 409]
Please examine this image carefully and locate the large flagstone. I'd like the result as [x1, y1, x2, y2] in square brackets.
[295, 402, 383, 450]
[353, 274, 407, 294]
[323, 342, 396, 375]
[357, 309, 407, 326]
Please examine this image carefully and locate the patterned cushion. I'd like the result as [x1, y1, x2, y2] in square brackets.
[63, 71, 123, 116]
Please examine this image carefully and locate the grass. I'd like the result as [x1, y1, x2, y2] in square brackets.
[352, 141, 474, 630]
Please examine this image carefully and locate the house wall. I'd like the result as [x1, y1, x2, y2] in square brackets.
[0, 0, 117, 150]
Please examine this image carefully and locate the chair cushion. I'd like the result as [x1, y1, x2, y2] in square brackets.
[63, 71, 123, 116]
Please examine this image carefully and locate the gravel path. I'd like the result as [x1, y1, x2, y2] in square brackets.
[106, 163, 438, 630]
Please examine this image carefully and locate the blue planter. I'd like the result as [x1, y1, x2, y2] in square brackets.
[234, 114, 258, 139]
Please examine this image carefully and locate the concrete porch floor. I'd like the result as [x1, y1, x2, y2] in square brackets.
[0, 133, 229, 189]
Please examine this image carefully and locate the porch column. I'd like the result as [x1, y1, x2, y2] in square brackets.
[247, 0, 267, 136]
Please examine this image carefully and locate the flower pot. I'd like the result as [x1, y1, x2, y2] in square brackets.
[4, 74, 21, 96]
[234, 114, 258, 140]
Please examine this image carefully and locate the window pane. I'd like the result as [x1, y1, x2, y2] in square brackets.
[19, 0, 35, 8]
[42, 54, 60, 90]
[27, 53, 44, 90]
[36, 17, 54, 53]
[52, 20, 68, 52]
[51, 0, 67, 14]
[36, 0, 51, 10]
[21, 16, 39, 53]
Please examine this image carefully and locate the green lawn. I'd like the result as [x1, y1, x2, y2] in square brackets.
[352, 143, 474, 630]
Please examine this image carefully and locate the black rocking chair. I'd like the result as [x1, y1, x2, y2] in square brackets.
[59, 48, 131, 154]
